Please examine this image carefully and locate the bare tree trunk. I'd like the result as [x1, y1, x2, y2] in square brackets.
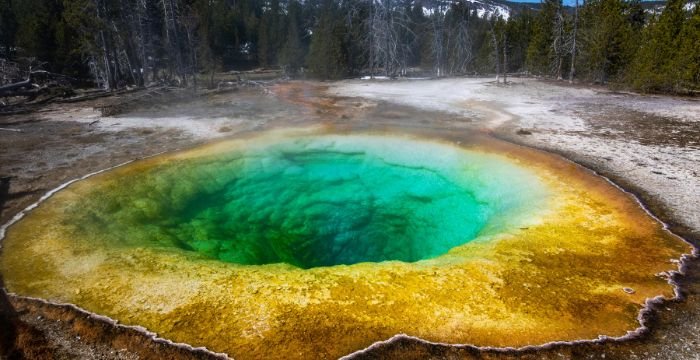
[136, 0, 148, 85]
[431, 2, 445, 77]
[555, 2, 564, 80]
[111, 44, 122, 87]
[0, 78, 32, 96]
[503, 30, 507, 84]
[491, 24, 500, 83]
[119, 0, 144, 87]
[182, 16, 198, 92]
[162, 0, 186, 85]
[557, 56, 563, 81]
[569, 0, 578, 84]
[96, 0, 114, 90]
[453, 9, 472, 75]
[369, 0, 374, 79]
[365, 0, 412, 79]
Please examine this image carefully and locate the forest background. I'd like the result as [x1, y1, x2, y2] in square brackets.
[0, 0, 697, 94]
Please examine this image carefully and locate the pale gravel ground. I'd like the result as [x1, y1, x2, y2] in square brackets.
[38, 86, 307, 140]
[330, 77, 700, 235]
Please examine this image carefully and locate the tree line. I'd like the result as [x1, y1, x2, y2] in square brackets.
[0, 0, 697, 93]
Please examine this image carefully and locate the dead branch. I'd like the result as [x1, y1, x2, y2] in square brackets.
[0, 79, 35, 97]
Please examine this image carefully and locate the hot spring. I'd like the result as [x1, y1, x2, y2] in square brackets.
[66, 134, 545, 269]
[0, 128, 690, 360]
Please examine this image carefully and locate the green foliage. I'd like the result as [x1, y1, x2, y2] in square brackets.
[0, 0, 696, 90]
[279, 0, 306, 75]
[258, 0, 283, 67]
[474, 24, 497, 73]
[629, 0, 696, 92]
[0, 0, 18, 58]
[577, 0, 638, 83]
[676, 3, 700, 91]
[306, 1, 347, 79]
[506, 8, 533, 73]
[526, 0, 558, 75]
[13, 0, 55, 61]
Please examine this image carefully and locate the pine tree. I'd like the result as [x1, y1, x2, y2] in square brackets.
[506, 9, 534, 74]
[526, 0, 558, 75]
[279, 0, 306, 75]
[13, 0, 60, 65]
[307, 1, 347, 79]
[578, 0, 637, 84]
[674, 2, 700, 91]
[629, 0, 687, 92]
[257, 9, 272, 67]
[0, 0, 17, 58]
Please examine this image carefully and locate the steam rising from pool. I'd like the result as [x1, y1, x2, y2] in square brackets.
[67, 135, 546, 268]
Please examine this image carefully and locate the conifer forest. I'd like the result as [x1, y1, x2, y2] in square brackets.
[0, 0, 698, 93]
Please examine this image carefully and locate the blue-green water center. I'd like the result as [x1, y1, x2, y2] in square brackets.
[68, 134, 546, 269]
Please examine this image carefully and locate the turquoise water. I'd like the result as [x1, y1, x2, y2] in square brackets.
[67, 135, 547, 269]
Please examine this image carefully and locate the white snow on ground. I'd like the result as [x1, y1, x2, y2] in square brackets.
[422, 1, 510, 20]
[331, 77, 700, 231]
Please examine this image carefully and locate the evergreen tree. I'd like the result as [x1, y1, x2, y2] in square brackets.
[13, 0, 61, 66]
[0, 0, 695, 90]
[257, 0, 283, 67]
[629, 0, 688, 91]
[407, 0, 426, 68]
[307, 1, 347, 79]
[339, 0, 367, 77]
[526, 0, 558, 75]
[279, 0, 306, 75]
[0, 0, 17, 58]
[578, 0, 637, 83]
[674, 1, 700, 91]
[506, 8, 534, 73]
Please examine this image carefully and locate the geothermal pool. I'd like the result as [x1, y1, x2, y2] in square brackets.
[52, 134, 546, 268]
[0, 128, 690, 359]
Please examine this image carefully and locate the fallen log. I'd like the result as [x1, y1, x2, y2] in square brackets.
[0, 79, 35, 97]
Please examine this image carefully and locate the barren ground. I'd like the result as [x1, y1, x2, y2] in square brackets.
[1, 78, 699, 359]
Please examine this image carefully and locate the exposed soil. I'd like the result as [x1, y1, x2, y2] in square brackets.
[1, 79, 699, 359]
[575, 105, 700, 149]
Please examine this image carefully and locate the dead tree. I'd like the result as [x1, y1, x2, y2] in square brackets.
[431, 1, 447, 77]
[369, 0, 375, 78]
[180, 8, 199, 91]
[0, 69, 74, 103]
[366, 0, 414, 77]
[503, 28, 508, 84]
[95, 0, 116, 90]
[162, 0, 187, 85]
[489, 18, 501, 83]
[0, 78, 33, 96]
[569, 0, 578, 83]
[446, 1, 473, 75]
[551, 1, 566, 80]
[0, 59, 20, 86]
